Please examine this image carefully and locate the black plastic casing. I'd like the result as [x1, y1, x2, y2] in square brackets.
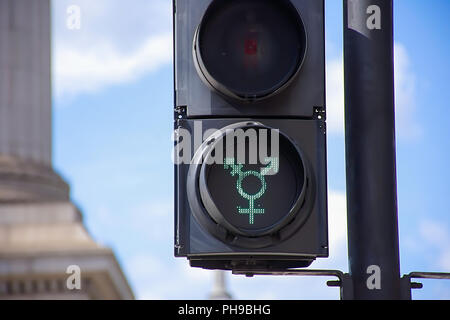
[174, 0, 328, 270]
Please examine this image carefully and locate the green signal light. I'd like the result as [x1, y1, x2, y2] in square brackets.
[224, 157, 279, 225]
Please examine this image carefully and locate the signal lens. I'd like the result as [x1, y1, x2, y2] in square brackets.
[194, 0, 307, 101]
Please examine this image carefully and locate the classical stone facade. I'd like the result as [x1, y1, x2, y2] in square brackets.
[0, 0, 134, 299]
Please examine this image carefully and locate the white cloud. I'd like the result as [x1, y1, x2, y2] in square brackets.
[128, 200, 174, 244]
[419, 220, 450, 270]
[52, 0, 172, 98]
[125, 254, 215, 300]
[53, 33, 172, 97]
[326, 58, 345, 135]
[326, 43, 421, 140]
[394, 44, 422, 140]
[323, 191, 348, 263]
[128, 254, 166, 279]
[419, 220, 450, 247]
[439, 252, 450, 271]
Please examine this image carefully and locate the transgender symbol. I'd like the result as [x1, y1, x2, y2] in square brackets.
[224, 157, 279, 225]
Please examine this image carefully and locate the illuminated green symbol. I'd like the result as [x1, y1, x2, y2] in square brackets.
[224, 157, 279, 225]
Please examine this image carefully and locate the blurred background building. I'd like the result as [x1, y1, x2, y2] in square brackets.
[0, 0, 133, 299]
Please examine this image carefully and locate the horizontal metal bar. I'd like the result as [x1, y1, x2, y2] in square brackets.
[232, 269, 353, 300]
[232, 269, 347, 282]
[408, 272, 450, 280]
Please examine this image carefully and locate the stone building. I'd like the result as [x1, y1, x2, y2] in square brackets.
[0, 0, 134, 299]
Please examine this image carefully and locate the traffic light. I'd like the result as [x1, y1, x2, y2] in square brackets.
[174, 0, 327, 270]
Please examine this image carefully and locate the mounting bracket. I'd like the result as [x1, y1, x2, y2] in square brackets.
[233, 269, 450, 300]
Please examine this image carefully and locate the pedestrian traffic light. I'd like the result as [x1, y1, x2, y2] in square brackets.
[174, 0, 327, 270]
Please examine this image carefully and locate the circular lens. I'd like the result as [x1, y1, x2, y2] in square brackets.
[202, 127, 305, 236]
[187, 122, 313, 248]
[194, 0, 307, 101]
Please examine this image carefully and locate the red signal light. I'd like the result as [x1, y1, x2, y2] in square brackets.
[245, 38, 258, 55]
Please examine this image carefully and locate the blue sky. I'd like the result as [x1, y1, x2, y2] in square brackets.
[51, 0, 450, 299]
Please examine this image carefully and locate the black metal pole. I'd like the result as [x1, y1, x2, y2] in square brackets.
[343, 0, 402, 299]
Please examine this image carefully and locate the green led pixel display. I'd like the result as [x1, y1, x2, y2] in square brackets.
[202, 125, 306, 236]
[224, 157, 279, 225]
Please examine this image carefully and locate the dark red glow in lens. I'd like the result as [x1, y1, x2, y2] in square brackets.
[245, 38, 258, 55]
